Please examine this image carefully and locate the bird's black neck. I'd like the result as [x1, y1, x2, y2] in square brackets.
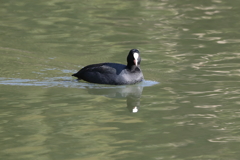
[127, 64, 139, 72]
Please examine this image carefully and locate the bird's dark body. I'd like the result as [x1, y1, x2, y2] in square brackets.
[72, 49, 144, 85]
[72, 63, 143, 85]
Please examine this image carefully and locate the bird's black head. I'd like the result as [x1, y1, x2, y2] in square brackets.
[127, 49, 141, 67]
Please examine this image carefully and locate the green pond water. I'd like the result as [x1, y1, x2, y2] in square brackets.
[1, 0, 240, 160]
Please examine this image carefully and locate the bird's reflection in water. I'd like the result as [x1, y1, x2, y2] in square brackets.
[84, 85, 143, 113]
[127, 95, 140, 113]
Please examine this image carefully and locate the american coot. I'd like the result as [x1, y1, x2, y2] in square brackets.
[72, 49, 144, 85]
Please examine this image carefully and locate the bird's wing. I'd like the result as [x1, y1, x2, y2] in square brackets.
[82, 63, 116, 74]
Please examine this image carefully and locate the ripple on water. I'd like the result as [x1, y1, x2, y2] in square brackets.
[0, 77, 159, 88]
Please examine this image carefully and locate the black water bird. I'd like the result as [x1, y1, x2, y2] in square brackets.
[72, 49, 144, 85]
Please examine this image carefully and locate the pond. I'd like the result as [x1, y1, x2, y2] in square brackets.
[1, 0, 240, 159]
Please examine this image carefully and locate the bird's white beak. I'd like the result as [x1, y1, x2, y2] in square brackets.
[133, 53, 139, 66]
[134, 59, 138, 66]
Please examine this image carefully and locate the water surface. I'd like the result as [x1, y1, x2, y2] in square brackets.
[1, 0, 240, 160]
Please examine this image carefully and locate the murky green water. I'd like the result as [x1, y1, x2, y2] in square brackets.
[1, 0, 240, 159]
